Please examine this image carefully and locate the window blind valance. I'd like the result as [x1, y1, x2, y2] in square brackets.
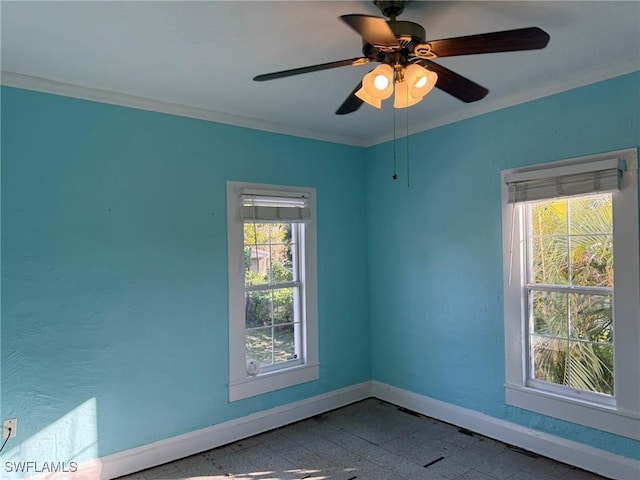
[505, 158, 626, 204]
[240, 193, 311, 223]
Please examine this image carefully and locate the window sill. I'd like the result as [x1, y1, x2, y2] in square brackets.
[505, 383, 640, 440]
[229, 362, 320, 402]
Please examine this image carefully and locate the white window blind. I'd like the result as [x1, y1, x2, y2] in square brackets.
[240, 193, 311, 223]
[505, 158, 626, 204]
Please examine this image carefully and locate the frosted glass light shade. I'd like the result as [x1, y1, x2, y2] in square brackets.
[356, 64, 394, 108]
[405, 64, 438, 100]
[355, 88, 383, 108]
[393, 80, 421, 108]
[394, 64, 438, 108]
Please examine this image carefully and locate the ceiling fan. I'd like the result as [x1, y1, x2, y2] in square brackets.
[253, 0, 550, 115]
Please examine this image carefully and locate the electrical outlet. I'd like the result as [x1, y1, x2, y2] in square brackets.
[3, 419, 17, 440]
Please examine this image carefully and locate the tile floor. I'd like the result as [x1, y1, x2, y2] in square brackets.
[117, 398, 611, 480]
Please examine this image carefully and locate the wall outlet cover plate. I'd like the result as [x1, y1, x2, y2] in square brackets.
[3, 419, 17, 439]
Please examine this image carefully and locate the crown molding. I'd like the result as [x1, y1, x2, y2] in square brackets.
[3, 59, 638, 149]
[0, 71, 368, 148]
[364, 58, 640, 147]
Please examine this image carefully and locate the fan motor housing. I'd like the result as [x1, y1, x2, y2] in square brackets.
[389, 20, 426, 41]
[373, 0, 409, 19]
[362, 20, 426, 60]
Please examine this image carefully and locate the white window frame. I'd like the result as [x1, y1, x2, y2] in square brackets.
[227, 181, 319, 402]
[501, 148, 640, 440]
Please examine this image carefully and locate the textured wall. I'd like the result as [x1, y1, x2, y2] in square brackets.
[0, 87, 371, 464]
[2, 72, 639, 471]
[365, 71, 640, 460]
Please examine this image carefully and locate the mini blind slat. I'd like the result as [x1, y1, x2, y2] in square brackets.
[506, 159, 625, 204]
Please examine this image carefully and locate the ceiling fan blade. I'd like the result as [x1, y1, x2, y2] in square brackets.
[427, 27, 550, 57]
[340, 14, 399, 49]
[253, 57, 370, 81]
[336, 81, 364, 115]
[419, 60, 489, 103]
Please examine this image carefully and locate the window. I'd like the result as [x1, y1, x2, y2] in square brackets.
[227, 182, 318, 401]
[501, 149, 639, 439]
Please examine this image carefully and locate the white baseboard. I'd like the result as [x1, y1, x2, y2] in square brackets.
[371, 380, 640, 480]
[31, 382, 371, 480]
[30, 380, 639, 480]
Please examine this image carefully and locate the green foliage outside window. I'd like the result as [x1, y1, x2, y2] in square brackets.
[243, 222, 296, 366]
[528, 194, 614, 395]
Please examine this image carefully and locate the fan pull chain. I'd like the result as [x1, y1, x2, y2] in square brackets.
[392, 106, 398, 180]
[406, 105, 410, 188]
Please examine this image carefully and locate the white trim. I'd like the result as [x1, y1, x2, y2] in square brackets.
[4, 63, 639, 149]
[505, 384, 639, 440]
[30, 382, 371, 480]
[0, 71, 366, 148]
[31, 381, 640, 480]
[371, 381, 640, 480]
[227, 181, 319, 402]
[228, 363, 320, 402]
[501, 148, 640, 439]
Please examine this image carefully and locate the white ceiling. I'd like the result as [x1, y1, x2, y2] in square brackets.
[2, 1, 639, 146]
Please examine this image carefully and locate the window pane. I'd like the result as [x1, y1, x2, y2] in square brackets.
[244, 222, 294, 285]
[244, 246, 269, 286]
[268, 223, 294, 283]
[269, 256, 294, 283]
[569, 294, 612, 343]
[525, 193, 616, 399]
[274, 324, 297, 364]
[246, 326, 273, 367]
[530, 236, 568, 285]
[569, 235, 613, 287]
[569, 194, 612, 235]
[243, 221, 301, 370]
[245, 325, 298, 368]
[530, 199, 567, 235]
[272, 287, 294, 325]
[531, 290, 567, 337]
[246, 290, 272, 328]
[569, 341, 613, 395]
[530, 335, 568, 386]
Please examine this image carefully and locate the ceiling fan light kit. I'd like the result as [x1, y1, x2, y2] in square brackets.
[354, 61, 438, 109]
[253, 1, 550, 115]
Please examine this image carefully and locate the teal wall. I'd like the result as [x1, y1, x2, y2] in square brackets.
[1, 71, 639, 470]
[0, 87, 370, 461]
[365, 71, 640, 460]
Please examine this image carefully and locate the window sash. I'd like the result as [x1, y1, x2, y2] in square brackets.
[245, 281, 301, 292]
[522, 194, 615, 398]
[524, 302, 616, 396]
[243, 220, 304, 371]
[524, 284, 612, 295]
